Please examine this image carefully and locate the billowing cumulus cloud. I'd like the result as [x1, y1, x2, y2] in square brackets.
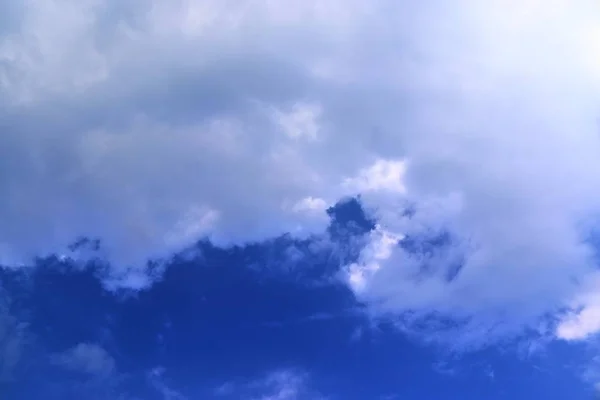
[0, 0, 389, 269]
[3, 0, 600, 351]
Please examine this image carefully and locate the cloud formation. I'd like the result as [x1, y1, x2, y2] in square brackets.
[0, 0, 392, 269]
[2, 0, 600, 351]
[52, 343, 116, 377]
[336, 0, 600, 344]
[215, 369, 324, 400]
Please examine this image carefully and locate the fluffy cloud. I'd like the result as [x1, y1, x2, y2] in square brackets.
[3, 0, 600, 348]
[556, 273, 600, 341]
[0, 0, 385, 269]
[336, 0, 600, 344]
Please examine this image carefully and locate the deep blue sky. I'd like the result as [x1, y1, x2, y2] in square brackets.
[0, 200, 597, 399]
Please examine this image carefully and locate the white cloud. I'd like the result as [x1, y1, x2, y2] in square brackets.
[343, 160, 407, 194]
[52, 343, 115, 377]
[558, 303, 600, 341]
[272, 103, 322, 141]
[345, 226, 402, 293]
[216, 369, 324, 400]
[556, 273, 600, 341]
[1, 0, 600, 350]
[336, 0, 600, 345]
[290, 197, 328, 214]
[253, 370, 304, 400]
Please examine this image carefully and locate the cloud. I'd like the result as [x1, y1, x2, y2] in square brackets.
[2, 0, 600, 354]
[337, 0, 600, 345]
[0, 0, 383, 272]
[0, 291, 27, 383]
[47, 342, 157, 399]
[251, 370, 314, 400]
[148, 367, 188, 400]
[556, 273, 600, 341]
[215, 369, 324, 400]
[52, 343, 115, 378]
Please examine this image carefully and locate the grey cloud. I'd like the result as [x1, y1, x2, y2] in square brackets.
[2, 0, 600, 350]
[0, 0, 358, 270]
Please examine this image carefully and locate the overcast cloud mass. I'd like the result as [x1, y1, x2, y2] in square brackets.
[2, 0, 600, 398]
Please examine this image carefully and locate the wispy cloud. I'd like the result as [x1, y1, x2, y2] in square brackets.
[51, 343, 116, 378]
[0, 291, 27, 383]
[148, 367, 188, 400]
[215, 368, 325, 400]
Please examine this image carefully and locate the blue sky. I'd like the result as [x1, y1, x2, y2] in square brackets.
[2, 0, 600, 399]
[0, 199, 597, 399]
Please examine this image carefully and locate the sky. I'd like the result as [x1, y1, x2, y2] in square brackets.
[2, 0, 600, 399]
